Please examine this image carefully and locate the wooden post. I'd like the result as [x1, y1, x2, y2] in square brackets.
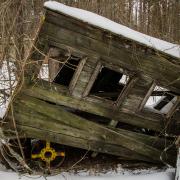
[176, 137, 180, 180]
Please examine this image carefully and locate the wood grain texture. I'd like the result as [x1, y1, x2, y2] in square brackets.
[4, 94, 176, 164]
[38, 10, 180, 94]
[21, 80, 179, 134]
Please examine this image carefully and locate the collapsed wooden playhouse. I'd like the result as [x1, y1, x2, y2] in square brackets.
[2, 2, 180, 168]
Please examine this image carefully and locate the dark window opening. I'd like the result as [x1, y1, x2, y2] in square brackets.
[53, 56, 80, 86]
[154, 94, 174, 110]
[90, 66, 129, 101]
[145, 86, 178, 114]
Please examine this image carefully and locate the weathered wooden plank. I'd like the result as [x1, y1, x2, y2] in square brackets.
[90, 65, 137, 156]
[71, 56, 99, 98]
[48, 59, 59, 81]
[112, 127, 174, 151]
[139, 81, 156, 111]
[38, 14, 180, 93]
[119, 75, 154, 112]
[10, 106, 165, 151]
[45, 9, 179, 64]
[69, 57, 87, 94]
[10, 94, 171, 162]
[117, 76, 138, 108]
[5, 95, 176, 164]
[92, 119, 119, 157]
[3, 124, 155, 163]
[166, 97, 180, 119]
[22, 80, 180, 134]
[83, 61, 101, 97]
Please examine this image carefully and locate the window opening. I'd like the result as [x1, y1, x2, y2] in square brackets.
[38, 47, 80, 86]
[53, 56, 80, 86]
[90, 66, 129, 101]
[145, 86, 178, 114]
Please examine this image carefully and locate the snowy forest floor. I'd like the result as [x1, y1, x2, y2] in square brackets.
[0, 163, 175, 180]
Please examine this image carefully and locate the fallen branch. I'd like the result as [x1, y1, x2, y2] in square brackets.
[0, 127, 32, 173]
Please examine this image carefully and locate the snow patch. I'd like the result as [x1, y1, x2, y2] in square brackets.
[0, 61, 17, 118]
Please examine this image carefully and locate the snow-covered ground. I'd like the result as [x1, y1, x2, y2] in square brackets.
[0, 166, 175, 180]
[0, 60, 16, 118]
[0, 171, 174, 180]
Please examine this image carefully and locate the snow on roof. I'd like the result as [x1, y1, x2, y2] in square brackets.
[44, 1, 180, 59]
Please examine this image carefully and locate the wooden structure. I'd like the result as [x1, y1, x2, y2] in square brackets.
[2, 4, 180, 166]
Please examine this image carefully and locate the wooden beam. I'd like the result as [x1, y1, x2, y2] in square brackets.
[37, 10, 180, 94]
[71, 56, 99, 98]
[3, 124, 155, 163]
[69, 57, 87, 94]
[166, 97, 180, 119]
[5, 95, 176, 164]
[139, 81, 156, 111]
[22, 80, 180, 134]
[44, 9, 179, 63]
[83, 61, 101, 97]
[92, 119, 119, 157]
[116, 77, 138, 108]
